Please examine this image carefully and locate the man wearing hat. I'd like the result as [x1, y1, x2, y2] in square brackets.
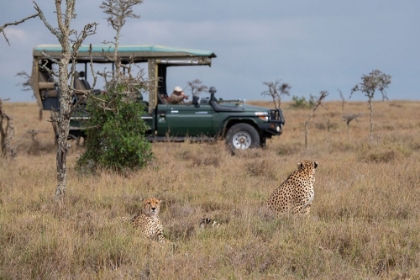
[168, 86, 190, 104]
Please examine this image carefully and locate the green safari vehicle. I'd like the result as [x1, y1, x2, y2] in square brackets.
[30, 44, 285, 150]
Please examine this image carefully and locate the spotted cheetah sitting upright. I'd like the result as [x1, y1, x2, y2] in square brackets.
[131, 197, 166, 243]
[267, 160, 318, 215]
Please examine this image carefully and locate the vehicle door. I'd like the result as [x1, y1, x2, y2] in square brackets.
[156, 103, 215, 137]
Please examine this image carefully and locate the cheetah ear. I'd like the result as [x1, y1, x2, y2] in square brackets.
[297, 162, 303, 169]
[314, 162, 318, 169]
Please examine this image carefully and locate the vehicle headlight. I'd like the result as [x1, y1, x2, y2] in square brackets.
[255, 112, 268, 121]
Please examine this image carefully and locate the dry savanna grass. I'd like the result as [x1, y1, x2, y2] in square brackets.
[1, 100, 420, 279]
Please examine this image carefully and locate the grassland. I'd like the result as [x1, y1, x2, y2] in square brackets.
[1, 100, 419, 279]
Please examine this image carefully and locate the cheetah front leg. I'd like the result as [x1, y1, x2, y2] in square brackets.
[301, 205, 311, 215]
[292, 204, 311, 215]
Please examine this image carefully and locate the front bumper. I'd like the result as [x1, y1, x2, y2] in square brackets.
[258, 108, 285, 137]
[258, 122, 283, 137]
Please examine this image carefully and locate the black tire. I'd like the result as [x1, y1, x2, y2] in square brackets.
[226, 123, 260, 150]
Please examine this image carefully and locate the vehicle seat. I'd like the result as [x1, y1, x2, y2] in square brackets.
[73, 71, 89, 103]
[78, 71, 91, 89]
[38, 71, 57, 99]
[73, 71, 91, 90]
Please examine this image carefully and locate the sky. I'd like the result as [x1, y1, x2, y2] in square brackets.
[0, 0, 419, 103]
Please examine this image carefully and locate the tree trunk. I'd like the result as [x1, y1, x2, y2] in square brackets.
[368, 97, 373, 140]
[0, 117, 16, 158]
[113, 25, 121, 83]
[5, 117, 16, 158]
[55, 114, 70, 204]
[54, 54, 72, 205]
[0, 101, 16, 158]
[50, 111, 59, 145]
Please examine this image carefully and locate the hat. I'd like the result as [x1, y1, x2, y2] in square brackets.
[174, 86, 183, 92]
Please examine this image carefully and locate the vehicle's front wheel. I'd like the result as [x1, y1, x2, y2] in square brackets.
[226, 123, 260, 150]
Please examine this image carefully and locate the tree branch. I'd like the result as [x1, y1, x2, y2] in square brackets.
[0, 12, 39, 45]
[34, 1, 62, 40]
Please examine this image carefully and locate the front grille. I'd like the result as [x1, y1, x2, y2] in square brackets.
[269, 109, 285, 124]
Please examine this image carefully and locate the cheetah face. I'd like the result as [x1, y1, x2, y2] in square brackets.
[142, 197, 161, 217]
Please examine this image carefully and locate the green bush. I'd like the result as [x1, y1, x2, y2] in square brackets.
[290, 95, 312, 109]
[77, 88, 153, 173]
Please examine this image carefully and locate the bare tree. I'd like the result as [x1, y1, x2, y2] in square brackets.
[95, 0, 146, 100]
[0, 15, 40, 158]
[1, 1, 97, 204]
[0, 12, 40, 139]
[34, 1, 98, 205]
[261, 80, 291, 109]
[100, 0, 143, 84]
[305, 90, 328, 149]
[338, 89, 345, 113]
[342, 113, 362, 136]
[187, 79, 208, 96]
[350, 69, 391, 139]
[15, 71, 32, 92]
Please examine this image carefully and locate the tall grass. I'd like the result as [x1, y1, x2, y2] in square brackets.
[1, 100, 420, 279]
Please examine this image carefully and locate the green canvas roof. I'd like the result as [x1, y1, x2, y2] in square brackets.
[33, 44, 216, 63]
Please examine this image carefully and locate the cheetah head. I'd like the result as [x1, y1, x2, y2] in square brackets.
[142, 197, 161, 217]
[297, 160, 318, 173]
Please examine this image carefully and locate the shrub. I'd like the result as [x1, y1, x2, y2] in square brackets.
[77, 88, 153, 173]
[290, 95, 309, 108]
[290, 95, 315, 109]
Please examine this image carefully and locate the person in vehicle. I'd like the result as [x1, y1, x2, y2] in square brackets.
[168, 86, 190, 104]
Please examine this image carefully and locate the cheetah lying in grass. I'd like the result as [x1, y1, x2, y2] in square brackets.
[131, 197, 166, 243]
[267, 160, 318, 215]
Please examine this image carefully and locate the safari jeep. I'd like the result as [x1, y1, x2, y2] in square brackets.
[30, 44, 285, 150]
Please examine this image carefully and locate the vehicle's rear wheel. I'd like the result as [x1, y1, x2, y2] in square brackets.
[226, 123, 260, 150]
